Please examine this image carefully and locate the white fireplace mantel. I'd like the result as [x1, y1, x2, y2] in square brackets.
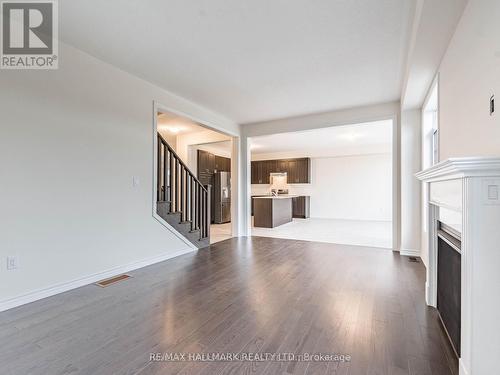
[416, 157, 500, 375]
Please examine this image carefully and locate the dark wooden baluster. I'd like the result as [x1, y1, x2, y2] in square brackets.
[174, 159, 178, 212]
[169, 149, 174, 212]
[191, 179, 195, 230]
[180, 166, 184, 221]
[201, 190, 205, 238]
[186, 174, 190, 225]
[196, 183, 200, 230]
[162, 144, 167, 201]
[157, 137, 162, 201]
[206, 189, 209, 238]
[205, 190, 208, 238]
[204, 190, 207, 238]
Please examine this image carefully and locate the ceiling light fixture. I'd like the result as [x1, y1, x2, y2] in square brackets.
[158, 125, 186, 134]
[167, 126, 182, 133]
[338, 132, 361, 141]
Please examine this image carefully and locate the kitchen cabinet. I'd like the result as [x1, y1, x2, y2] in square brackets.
[251, 158, 310, 184]
[197, 150, 214, 186]
[296, 158, 310, 183]
[265, 160, 277, 183]
[215, 155, 231, 172]
[251, 161, 262, 184]
[251, 160, 272, 184]
[277, 159, 288, 173]
[292, 196, 310, 218]
[199, 150, 230, 174]
[198, 150, 230, 186]
[253, 196, 293, 228]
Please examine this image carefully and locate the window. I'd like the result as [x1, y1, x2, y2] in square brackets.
[422, 79, 439, 230]
[423, 81, 439, 169]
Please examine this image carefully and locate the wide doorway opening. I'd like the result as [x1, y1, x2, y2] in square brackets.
[154, 109, 235, 246]
[249, 120, 394, 249]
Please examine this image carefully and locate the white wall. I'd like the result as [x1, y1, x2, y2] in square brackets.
[157, 128, 177, 150]
[0, 42, 238, 310]
[438, 0, 500, 159]
[401, 110, 422, 257]
[311, 155, 392, 221]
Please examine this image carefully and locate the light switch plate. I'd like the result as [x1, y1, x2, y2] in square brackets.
[483, 179, 500, 205]
[132, 176, 140, 187]
[7, 256, 18, 270]
[488, 184, 498, 200]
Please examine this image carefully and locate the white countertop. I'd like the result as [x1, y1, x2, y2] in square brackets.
[253, 195, 299, 199]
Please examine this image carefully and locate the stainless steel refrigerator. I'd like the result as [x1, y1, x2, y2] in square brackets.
[214, 171, 231, 224]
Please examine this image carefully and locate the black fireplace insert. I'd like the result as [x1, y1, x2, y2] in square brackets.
[437, 221, 461, 357]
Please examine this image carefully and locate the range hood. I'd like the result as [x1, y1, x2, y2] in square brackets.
[270, 172, 287, 186]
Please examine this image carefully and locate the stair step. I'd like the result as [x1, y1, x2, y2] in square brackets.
[156, 201, 209, 249]
[167, 211, 182, 215]
[198, 237, 210, 249]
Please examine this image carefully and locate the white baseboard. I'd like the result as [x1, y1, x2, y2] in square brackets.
[459, 358, 468, 375]
[425, 281, 432, 306]
[399, 248, 420, 257]
[0, 247, 195, 312]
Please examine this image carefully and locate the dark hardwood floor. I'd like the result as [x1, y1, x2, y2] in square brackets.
[0, 237, 457, 375]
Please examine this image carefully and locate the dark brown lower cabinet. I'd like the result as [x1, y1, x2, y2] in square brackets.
[253, 197, 293, 228]
[292, 196, 310, 218]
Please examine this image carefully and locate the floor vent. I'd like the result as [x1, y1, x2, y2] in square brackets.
[95, 274, 131, 287]
[408, 257, 419, 263]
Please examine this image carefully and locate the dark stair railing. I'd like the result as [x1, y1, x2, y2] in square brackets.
[157, 134, 210, 241]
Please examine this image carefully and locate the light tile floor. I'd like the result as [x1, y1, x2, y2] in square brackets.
[251, 217, 393, 249]
[210, 222, 232, 244]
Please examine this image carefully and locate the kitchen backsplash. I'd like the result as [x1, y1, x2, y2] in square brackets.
[251, 184, 313, 196]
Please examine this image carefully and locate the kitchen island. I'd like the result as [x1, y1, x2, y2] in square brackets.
[253, 195, 296, 228]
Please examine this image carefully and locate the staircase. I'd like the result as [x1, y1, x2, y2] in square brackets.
[157, 134, 210, 248]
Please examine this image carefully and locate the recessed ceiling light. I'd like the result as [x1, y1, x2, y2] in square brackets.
[168, 126, 182, 133]
[158, 125, 186, 134]
[338, 132, 361, 141]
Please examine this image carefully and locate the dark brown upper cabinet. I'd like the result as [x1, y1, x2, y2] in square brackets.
[277, 159, 288, 173]
[251, 161, 265, 184]
[215, 155, 231, 172]
[198, 150, 231, 185]
[251, 158, 310, 184]
[295, 158, 310, 183]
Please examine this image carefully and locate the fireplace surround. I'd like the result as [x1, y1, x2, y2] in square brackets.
[416, 157, 500, 375]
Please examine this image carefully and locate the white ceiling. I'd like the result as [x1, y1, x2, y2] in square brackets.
[60, 1, 414, 123]
[157, 112, 207, 135]
[196, 141, 232, 158]
[250, 120, 393, 158]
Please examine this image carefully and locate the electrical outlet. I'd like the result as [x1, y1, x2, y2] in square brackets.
[6, 256, 18, 270]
